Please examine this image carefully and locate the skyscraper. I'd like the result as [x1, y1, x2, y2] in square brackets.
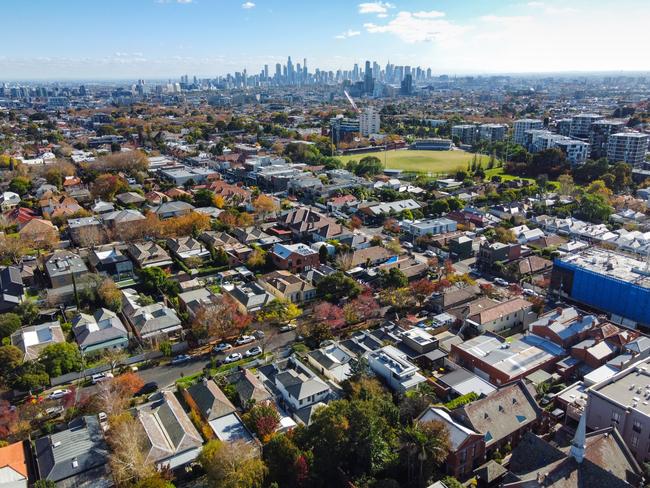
[287, 56, 294, 84]
[400, 74, 413, 95]
[364, 60, 374, 95]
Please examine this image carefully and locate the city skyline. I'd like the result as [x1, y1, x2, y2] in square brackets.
[2, 0, 649, 80]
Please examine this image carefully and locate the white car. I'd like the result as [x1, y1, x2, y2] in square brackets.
[235, 335, 255, 345]
[494, 278, 510, 287]
[523, 289, 538, 297]
[213, 343, 232, 353]
[48, 389, 71, 400]
[224, 352, 243, 364]
[91, 372, 114, 384]
[245, 346, 262, 358]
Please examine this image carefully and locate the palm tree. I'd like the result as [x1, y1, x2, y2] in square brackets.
[401, 421, 451, 487]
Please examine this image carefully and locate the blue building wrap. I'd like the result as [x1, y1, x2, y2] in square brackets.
[556, 260, 650, 326]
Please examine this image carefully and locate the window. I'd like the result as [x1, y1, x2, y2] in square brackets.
[611, 411, 621, 424]
[632, 434, 639, 449]
[634, 420, 643, 433]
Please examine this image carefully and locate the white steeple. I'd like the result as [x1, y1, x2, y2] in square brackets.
[570, 412, 587, 463]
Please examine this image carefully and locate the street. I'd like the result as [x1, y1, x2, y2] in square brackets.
[137, 329, 296, 389]
[78, 328, 297, 398]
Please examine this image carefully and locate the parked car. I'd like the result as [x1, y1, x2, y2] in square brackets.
[235, 335, 255, 345]
[424, 250, 435, 257]
[403, 242, 413, 249]
[245, 346, 262, 358]
[279, 323, 297, 332]
[494, 278, 510, 287]
[224, 352, 243, 364]
[213, 343, 232, 353]
[48, 389, 71, 400]
[523, 289, 538, 297]
[91, 372, 114, 384]
[135, 382, 158, 397]
[171, 354, 192, 365]
[540, 394, 556, 406]
[252, 330, 265, 339]
[98, 412, 108, 423]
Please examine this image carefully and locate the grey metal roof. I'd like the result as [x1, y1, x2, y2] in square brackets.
[186, 379, 236, 421]
[35, 416, 109, 483]
[72, 308, 128, 350]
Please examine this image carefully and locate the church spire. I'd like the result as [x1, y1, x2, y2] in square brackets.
[570, 412, 587, 463]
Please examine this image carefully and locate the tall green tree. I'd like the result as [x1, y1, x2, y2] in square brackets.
[38, 342, 83, 377]
[198, 440, 266, 488]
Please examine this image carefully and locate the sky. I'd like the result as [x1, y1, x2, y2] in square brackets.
[1, 0, 649, 80]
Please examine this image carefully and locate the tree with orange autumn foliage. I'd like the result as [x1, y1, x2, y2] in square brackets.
[252, 194, 279, 221]
[409, 278, 437, 306]
[191, 296, 251, 342]
[96, 372, 145, 417]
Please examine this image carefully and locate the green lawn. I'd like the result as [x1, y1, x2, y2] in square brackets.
[339, 149, 493, 175]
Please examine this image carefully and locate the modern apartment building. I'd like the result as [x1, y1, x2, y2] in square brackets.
[366, 345, 426, 392]
[359, 107, 380, 137]
[525, 130, 589, 164]
[554, 138, 590, 165]
[589, 120, 626, 159]
[478, 123, 507, 143]
[586, 357, 650, 464]
[452, 124, 478, 145]
[330, 115, 359, 144]
[513, 119, 543, 145]
[607, 132, 649, 166]
[555, 118, 572, 136]
[570, 113, 603, 139]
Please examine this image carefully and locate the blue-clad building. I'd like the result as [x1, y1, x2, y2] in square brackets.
[551, 249, 650, 329]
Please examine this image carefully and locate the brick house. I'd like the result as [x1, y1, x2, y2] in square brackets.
[270, 243, 319, 274]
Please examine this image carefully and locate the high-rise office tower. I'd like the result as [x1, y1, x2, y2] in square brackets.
[264, 64, 269, 80]
[400, 74, 413, 95]
[287, 56, 294, 84]
[364, 60, 374, 95]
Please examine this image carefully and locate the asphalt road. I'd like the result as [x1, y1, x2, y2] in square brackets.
[74, 328, 296, 399]
[138, 329, 296, 388]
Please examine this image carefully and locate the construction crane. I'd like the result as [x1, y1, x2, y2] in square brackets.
[343, 90, 360, 113]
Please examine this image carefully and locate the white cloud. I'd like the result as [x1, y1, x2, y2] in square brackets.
[412, 11, 445, 19]
[480, 15, 532, 23]
[525, 1, 578, 14]
[241, 1, 255, 9]
[335, 29, 361, 39]
[358, 2, 394, 15]
[364, 11, 468, 43]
